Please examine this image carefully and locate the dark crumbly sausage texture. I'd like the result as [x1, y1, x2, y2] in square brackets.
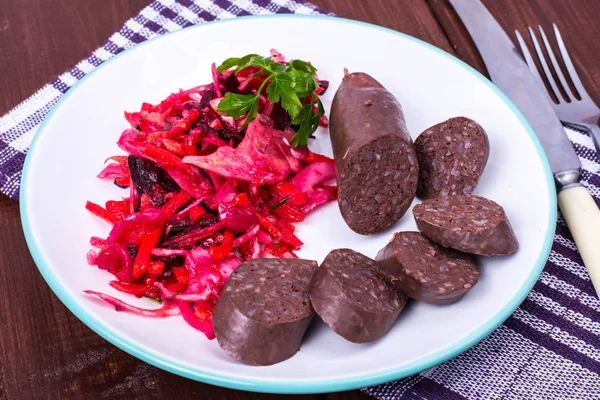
[415, 117, 489, 199]
[330, 72, 418, 235]
[213, 258, 318, 366]
[375, 232, 479, 305]
[413, 194, 518, 256]
[310, 249, 407, 343]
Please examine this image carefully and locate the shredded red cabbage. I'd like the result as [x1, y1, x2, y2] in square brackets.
[84, 290, 181, 317]
[97, 163, 126, 179]
[85, 51, 336, 339]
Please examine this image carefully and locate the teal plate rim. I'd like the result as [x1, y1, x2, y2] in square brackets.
[20, 14, 557, 395]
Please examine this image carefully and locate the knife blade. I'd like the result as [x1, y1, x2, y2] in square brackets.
[450, 0, 600, 298]
[449, 0, 581, 186]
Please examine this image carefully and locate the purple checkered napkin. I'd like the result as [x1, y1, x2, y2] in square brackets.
[3, 1, 599, 398]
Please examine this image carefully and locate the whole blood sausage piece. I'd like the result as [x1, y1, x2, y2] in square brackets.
[213, 258, 318, 366]
[415, 117, 489, 199]
[329, 71, 418, 235]
[413, 194, 518, 256]
[375, 232, 479, 305]
[309, 248, 407, 343]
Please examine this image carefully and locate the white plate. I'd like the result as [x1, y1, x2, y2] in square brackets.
[21, 15, 556, 394]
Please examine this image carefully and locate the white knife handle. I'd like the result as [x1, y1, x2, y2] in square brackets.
[558, 185, 600, 296]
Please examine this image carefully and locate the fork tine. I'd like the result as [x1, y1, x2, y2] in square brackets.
[515, 30, 553, 102]
[528, 26, 564, 102]
[515, 30, 547, 93]
[554, 24, 591, 99]
[538, 25, 577, 101]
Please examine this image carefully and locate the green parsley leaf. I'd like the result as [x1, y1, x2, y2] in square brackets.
[233, 54, 266, 73]
[243, 100, 259, 128]
[216, 93, 258, 118]
[290, 103, 316, 147]
[266, 74, 302, 118]
[267, 59, 287, 73]
[265, 77, 281, 104]
[216, 57, 241, 72]
[216, 54, 263, 72]
[287, 60, 317, 74]
[316, 96, 325, 117]
[314, 97, 325, 130]
[287, 70, 317, 97]
[216, 52, 325, 147]
[290, 97, 325, 147]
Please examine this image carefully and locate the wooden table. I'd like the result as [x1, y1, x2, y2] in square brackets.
[1, 0, 599, 398]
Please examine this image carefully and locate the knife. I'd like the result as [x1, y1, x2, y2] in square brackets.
[449, 0, 600, 297]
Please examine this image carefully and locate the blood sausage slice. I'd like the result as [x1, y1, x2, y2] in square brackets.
[310, 248, 407, 343]
[213, 258, 318, 366]
[376, 232, 479, 304]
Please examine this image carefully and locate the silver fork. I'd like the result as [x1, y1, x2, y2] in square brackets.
[515, 24, 600, 153]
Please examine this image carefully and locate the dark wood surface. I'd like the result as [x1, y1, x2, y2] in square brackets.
[0, 0, 599, 399]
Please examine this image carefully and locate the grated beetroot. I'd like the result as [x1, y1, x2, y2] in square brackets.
[85, 52, 336, 339]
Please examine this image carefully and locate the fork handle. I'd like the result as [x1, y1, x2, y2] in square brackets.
[558, 185, 600, 296]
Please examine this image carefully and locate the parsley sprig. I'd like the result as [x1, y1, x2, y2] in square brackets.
[215, 54, 324, 147]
